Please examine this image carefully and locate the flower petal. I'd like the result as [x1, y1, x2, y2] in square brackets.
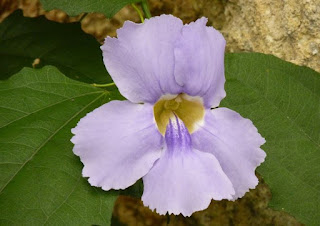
[101, 15, 183, 104]
[192, 108, 266, 199]
[174, 17, 226, 108]
[142, 116, 234, 216]
[71, 101, 163, 190]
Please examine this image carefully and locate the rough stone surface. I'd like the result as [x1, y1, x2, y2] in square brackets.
[221, 0, 320, 73]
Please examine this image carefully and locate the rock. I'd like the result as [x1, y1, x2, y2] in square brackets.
[220, 0, 320, 72]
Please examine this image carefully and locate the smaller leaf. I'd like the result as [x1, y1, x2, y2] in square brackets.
[40, 0, 140, 18]
[0, 10, 111, 83]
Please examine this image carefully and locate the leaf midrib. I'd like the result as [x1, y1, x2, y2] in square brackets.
[0, 91, 103, 129]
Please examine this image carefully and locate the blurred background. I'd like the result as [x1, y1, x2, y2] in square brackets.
[1, 0, 319, 73]
[1, 0, 319, 225]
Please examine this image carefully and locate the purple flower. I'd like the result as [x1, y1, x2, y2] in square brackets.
[71, 15, 266, 216]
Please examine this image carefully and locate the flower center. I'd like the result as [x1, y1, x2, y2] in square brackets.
[153, 93, 205, 135]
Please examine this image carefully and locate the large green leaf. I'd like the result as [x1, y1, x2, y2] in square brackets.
[0, 66, 121, 225]
[221, 53, 320, 225]
[40, 0, 139, 18]
[0, 10, 110, 83]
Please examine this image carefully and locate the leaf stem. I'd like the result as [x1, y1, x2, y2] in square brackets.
[131, 3, 145, 23]
[141, 0, 151, 19]
[92, 82, 115, 87]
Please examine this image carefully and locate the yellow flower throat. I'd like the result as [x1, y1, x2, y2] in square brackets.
[153, 94, 205, 135]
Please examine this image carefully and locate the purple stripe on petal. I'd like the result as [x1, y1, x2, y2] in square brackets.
[142, 116, 234, 216]
[165, 116, 192, 154]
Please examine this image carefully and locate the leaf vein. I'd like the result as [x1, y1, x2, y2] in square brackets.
[0, 93, 104, 193]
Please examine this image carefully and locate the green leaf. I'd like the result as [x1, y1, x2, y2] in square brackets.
[0, 10, 110, 83]
[222, 53, 320, 225]
[39, 0, 140, 18]
[0, 66, 121, 225]
[120, 179, 143, 198]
